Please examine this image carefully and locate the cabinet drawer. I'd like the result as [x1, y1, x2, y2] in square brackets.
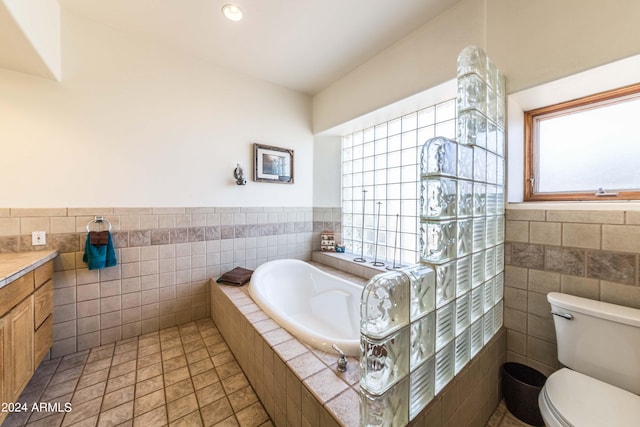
[34, 280, 53, 329]
[34, 314, 52, 366]
[34, 261, 53, 289]
[0, 272, 34, 318]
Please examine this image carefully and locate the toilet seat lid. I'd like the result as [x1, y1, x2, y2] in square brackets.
[544, 368, 640, 427]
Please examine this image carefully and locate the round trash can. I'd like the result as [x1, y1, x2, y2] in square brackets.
[501, 362, 547, 426]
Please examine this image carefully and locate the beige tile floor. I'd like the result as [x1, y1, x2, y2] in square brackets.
[1, 318, 271, 427]
[485, 400, 539, 427]
[1, 316, 535, 427]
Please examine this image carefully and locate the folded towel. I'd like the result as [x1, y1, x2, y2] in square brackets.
[83, 231, 117, 270]
[216, 267, 253, 286]
[90, 231, 109, 245]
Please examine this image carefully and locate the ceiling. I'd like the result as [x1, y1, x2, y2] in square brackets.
[58, 0, 461, 95]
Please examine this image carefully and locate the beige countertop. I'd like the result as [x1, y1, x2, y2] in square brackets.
[0, 250, 58, 288]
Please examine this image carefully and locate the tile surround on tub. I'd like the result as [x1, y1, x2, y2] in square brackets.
[0, 206, 337, 360]
[211, 260, 506, 427]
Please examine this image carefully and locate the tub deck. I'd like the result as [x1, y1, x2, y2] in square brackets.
[211, 263, 365, 426]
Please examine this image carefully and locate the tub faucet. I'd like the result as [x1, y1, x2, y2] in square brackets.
[331, 344, 348, 372]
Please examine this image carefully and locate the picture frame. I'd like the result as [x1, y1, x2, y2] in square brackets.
[253, 143, 294, 184]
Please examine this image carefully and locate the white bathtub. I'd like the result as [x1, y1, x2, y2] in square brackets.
[248, 259, 363, 356]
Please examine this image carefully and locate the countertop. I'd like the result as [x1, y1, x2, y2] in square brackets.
[0, 250, 58, 288]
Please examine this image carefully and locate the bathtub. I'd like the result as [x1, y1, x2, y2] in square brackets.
[248, 259, 362, 356]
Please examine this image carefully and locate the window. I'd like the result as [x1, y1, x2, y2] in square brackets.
[524, 83, 640, 201]
[342, 99, 456, 266]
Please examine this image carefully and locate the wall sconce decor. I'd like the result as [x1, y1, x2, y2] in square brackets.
[253, 143, 294, 183]
[234, 163, 247, 185]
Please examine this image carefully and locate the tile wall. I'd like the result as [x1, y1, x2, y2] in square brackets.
[210, 266, 506, 427]
[0, 207, 341, 359]
[503, 206, 640, 376]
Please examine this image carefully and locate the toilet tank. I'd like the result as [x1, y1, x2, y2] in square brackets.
[548, 292, 640, 395]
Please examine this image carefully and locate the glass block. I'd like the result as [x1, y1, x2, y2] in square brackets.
[487, 87, 497, 123]
[470, 318, 483, 357]
[497, 96, 505, 128]
[494, 272, 504, 304]
[457, 180, 473, 218]
[457, 73, 487, 114]
[485, 215, 497, 247]
[472, 218, 486, 252]
[457, 143, 474, 179]
[496, 215, 505, 243]
[484, 307, 495, 344]
[410, 312, 435, 369]
[361, 377, 409, 427]
[455, 329, 471, 374]
[457, 219, 473, 257]
[497, 128, 505, 157]
[485, 246, 496, 280]
[473, 146, 487, 183]
[496, 244, 505, 272]
[456, 255, 472, 296]
[494, 301, 504, 332]
[360, 327, 410, 395]
[457, 109, 487, 148]
[457, 45, 487, 80]
[420, 220, 457, 265]
[473, 183, 486, 217]
[404, 264, 436, 321]
[455, 292, 470, 336]
[409, 358, 435, 421]
[421, 177, 457, 219]
[436, 261, 456, 308]
[420, 137, 457, 177]
[435, 342, 455, 394]
[471, 251, 485, 288]
[486, 57, 498, 90]
[361, 271, 410, 339]
[496, 69, 506, 99]
[486, 120, 498, 154]
[486, 152, 497, 184]
[484, 277, 495, 312]
[497, 158, 505, 186]
[435, 302, 455, 351]
[496, 186, 505, 215]
[471, 285, 484, 322]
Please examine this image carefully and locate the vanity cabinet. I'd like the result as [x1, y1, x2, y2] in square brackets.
[0, 257, 54, 424]
[5, 295, 34, 401]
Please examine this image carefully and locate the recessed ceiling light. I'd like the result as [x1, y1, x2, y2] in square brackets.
[222, 4, 243, 22]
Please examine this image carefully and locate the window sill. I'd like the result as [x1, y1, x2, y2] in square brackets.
[508, 201, 640, 211]
[311, 250, 396, 280]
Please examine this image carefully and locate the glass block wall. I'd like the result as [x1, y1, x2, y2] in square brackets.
[341, 100, 457, 266]
[359, 46, 506, 426]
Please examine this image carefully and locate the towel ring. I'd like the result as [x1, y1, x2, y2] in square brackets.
[86, 216, 112, 232]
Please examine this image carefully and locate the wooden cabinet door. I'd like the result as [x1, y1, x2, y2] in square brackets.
[0, 318, 5, 423]
[5, 296, 34, 402]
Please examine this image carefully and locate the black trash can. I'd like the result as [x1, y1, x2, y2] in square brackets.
[501, 362, 547, 426]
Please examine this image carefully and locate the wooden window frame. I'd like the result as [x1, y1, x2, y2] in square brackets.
[524, 83, 640, 201]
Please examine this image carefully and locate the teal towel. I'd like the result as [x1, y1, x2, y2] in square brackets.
[83, 231, 117, 270]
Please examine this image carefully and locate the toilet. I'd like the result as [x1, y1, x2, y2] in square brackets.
[539, 292, 640, 426]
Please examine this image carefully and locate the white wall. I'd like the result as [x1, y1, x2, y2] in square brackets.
[312, 136, 342, 207]
[0, 0, 61, 80]
[486, 0, 640, 94]
[313, 0, 484, 133]
[0, 9, 313, 208]
[314, 0, 640, 134]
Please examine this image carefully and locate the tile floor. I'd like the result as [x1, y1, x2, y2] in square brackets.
[485, 400, 538, 427]
[2, 316, 534, 427]
[2, 318, 271, 427]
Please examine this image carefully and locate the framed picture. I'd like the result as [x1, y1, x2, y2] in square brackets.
[253, 143, 294, 184]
